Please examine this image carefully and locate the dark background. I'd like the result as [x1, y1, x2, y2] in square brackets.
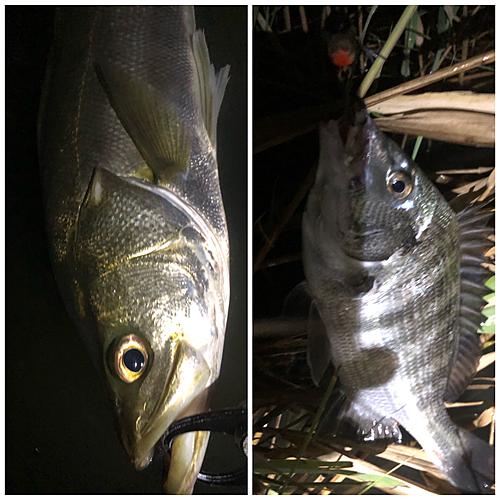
[6, 6, 247, 494]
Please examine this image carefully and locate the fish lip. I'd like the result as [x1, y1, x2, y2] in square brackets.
[130, 339, 211, 470]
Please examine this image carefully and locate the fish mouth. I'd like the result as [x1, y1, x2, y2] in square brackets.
[131, 339, 211, 493]
[337, 99, 369, 152]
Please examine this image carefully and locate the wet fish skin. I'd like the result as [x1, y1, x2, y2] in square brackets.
[39, 6, 229, 494]
[303, 103, 494, 493]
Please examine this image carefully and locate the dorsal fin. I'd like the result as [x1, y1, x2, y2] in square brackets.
[192, 29, 230, 149]
[444, 203, 494, 403]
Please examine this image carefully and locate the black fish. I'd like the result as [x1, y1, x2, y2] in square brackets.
[303, 102, 494, 493]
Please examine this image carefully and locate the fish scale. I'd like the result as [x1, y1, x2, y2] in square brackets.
[303, 102, 494, 493]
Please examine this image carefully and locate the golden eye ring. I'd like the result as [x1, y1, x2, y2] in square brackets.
[114, 334, 149, 383]
[387, 171, 413, 200]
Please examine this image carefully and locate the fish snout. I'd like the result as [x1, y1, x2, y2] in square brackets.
[127, 340, 212, 492]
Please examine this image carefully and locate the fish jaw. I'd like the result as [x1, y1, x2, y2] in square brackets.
[311, 109, 374, 261]
[162, 389, 211, 494]
[131, 339, 210, 472]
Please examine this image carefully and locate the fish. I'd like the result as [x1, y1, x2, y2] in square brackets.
[38, 6, 230, 494]
[302, 100, 495, 493]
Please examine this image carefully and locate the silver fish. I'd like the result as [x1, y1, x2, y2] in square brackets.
[303, 102, 494, 493]
[38, 6, 230, 494]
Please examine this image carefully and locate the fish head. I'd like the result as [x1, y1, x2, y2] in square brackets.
[73, 168, 229, 492]
[316, 102, 438, 263]
[96, 270, 214, 472]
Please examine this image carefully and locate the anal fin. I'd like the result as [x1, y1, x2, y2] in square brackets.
[318, 393, 402, 445]
[339, 401, 403, 444]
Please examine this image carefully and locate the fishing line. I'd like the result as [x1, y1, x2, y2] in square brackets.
[162, 407, 247, 487]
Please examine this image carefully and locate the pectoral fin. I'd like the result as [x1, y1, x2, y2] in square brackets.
[95, 61, 191, 185]
[307, 301, 332, 386]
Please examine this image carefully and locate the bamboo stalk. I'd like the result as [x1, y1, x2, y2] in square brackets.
[358, 6, 418, 98]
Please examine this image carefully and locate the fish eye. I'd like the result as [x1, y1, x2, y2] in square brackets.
[387, 171, 412, 199]
[113, 334, 149, 383]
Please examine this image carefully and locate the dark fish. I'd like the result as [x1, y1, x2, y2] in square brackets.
[302, 101, 494, 493]
[38, 6, 230, 494]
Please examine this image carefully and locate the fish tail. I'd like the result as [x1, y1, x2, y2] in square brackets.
[428, 426, 494, 494]
[453, 428, 495, 494]
[405, 407, 494, 494]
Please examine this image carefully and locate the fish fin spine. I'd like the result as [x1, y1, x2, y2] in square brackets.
[444, 203, 494, 402]
[192, 29, 230, 149]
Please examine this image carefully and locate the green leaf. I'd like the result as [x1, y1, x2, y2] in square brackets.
[405, 10, 419, 48]
[401, 10, 419, 77]
[480, 275, 495, 333]
[254, 459, 354, 475]
[479, 307, 495, 334]
[437, 6, 460, 34]
[346, 473, 405, 489]
[482, 305, 495, 319]
[431, 48, 445, 73]
[360, 6, 378, 45]
[412, 136, 423, 161]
